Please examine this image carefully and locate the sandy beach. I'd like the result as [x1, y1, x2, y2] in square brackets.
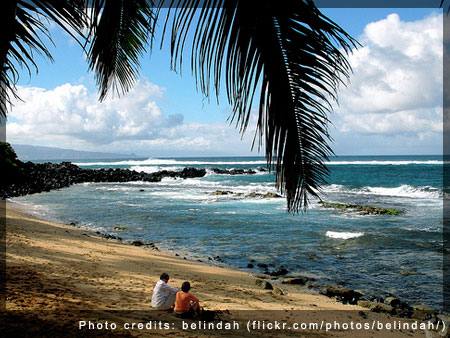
[3, 201, 434, 337]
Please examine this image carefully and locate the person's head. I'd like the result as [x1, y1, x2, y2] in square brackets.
[181, 281, 191, 293]
[160, 272, 170, 283]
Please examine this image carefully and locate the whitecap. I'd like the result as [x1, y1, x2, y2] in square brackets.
[325, 231, 364, 240]
[328, 160, 443, 165]
[323, 184, 441, 199]
[74, 158, 267, 166]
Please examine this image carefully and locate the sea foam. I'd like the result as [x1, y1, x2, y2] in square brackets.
[323, 184, 440, 199]
[325, 231, 364, 239]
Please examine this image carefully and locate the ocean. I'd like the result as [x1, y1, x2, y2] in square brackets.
[11, 155, 443, 309]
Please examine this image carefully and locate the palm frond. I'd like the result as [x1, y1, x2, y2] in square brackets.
[0, 0, 86, 118]
[86, 0, 156, 101]
[164, 0, 358, 212]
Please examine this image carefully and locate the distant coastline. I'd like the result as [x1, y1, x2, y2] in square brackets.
[12, 144, 140, 161]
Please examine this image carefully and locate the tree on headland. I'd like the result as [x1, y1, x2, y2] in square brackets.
[1, 0, 359, 212]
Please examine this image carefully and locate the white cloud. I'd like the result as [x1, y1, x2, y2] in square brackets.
[332, 12, 442, 148]
[7, 79, 183, 145]
[6, 78, 258, 156]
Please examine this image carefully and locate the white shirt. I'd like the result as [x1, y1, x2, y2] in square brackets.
[151, 280, 178, 308]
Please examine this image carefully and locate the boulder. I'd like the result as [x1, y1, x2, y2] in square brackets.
[255, 279, 273, 290]
[282, 277, 309, 285]
[385, 296, 401, 308]
[411, 305, 435, 321]
[357, 301, 394, 314]
[211, 190, 233, 195]
[321, 286, 363, 304]
[269, 268, 289, 276]
[130, 240, 145, 246]
[272, 288, 285, 296]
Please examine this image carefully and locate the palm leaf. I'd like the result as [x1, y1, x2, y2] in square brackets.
[86, 0, 156, 101]
[0, 0, 86, 118]
[162, 0, 358, 211]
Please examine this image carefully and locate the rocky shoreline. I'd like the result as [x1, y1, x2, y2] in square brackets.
[1, 160, 268, 199]
[64, 218, 446, 324]
[3, 151, 445, 323]
[250, 266, 448, 323]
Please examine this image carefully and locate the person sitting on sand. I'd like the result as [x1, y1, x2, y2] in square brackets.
[151, 272, 178, 310]
[174, 281, 201, 319]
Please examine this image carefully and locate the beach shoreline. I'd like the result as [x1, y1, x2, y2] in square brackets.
[3, 200, 437, 337]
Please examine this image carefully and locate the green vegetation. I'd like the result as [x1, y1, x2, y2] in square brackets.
[1, 142, 23, 187]
[319, 201, 402, 215]
[0, 142, 20, 168]
[113, 227, 128, 231]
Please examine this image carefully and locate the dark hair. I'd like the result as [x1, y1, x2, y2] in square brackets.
[160, 272, 169, 280]
[181, 281, 190, 292]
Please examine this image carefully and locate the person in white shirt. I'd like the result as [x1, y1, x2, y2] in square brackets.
[151, 272, 178, 310]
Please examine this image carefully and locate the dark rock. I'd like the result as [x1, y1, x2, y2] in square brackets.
[245, 192, 282, 198]
[358, 311, 368, 319]
[394, 307, 413, 318]
[385, 296, 401, 308]
[319, 201, 402, 215]
[257, 263, 268, 269]
[131, 240, 145, 246]
[269, 268, 289, 276]
[357, 301, 394, 314]
[272, 288, 285, 296]
[0, 159, 207, 199]
[214, 256, 223, 262]
[369, 295, 384, 303]
[411, 305, 435, 321]
[263, 192, 282, 198]
[211, 168, 256, 175]
[247, 263, 254, 268]
[255, 279, 273, 290]
[321, 286, 363, 304]
[211, 190, 233, 195]
[282, 277, 309, 285]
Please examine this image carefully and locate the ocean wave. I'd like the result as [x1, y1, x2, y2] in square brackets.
[328, 160, 443, 165]
[325, 231, 364, 239]
[130, 165, 183, 173]
[324, 184, 440, 199]
[74, 158, 267, 166]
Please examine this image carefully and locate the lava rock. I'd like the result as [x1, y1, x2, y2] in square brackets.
[281, 277, 309, 285]
[255, 279, 273, 290]
[269, 268, 289, 276]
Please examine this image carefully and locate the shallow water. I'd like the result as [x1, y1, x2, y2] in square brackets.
[13, 155, 443, 308]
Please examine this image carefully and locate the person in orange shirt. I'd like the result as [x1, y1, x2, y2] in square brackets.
[174, 281, 201, 319]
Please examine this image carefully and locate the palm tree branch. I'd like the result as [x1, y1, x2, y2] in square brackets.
[1, 0, 85, 118]
[165, 0, 358, 211]
[86, 0, 155, 101]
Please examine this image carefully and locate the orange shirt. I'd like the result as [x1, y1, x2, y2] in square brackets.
[174, 291, 199, 312]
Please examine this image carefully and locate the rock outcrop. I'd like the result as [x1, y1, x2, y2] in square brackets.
[1, 160, 206, 198]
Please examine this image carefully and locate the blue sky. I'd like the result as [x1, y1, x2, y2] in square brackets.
[7, 7, 443, 156]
